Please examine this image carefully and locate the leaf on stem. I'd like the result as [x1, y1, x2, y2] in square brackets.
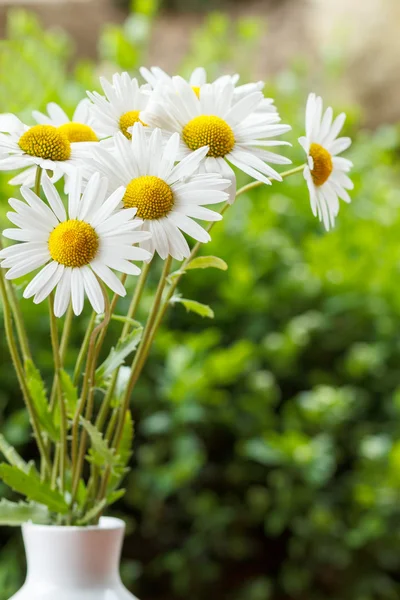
[0, 464, 68, 514]
[96, 327, 143, 386]
[76, 499, 107, 526]
[59, 370, 79, 419]
[0, 434, 30, 474]
[80, 418, 117, 469]
[24, 359, 59, 442]
[170, 296, 215, 319]
[0, 499, 50, 526]
[108, 411, 134, 493]
[184, 256, 228, 271]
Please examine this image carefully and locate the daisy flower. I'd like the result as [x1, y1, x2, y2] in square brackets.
[0, 113, 84, 188]
[8, 100, 102, 189]
[87, 72, 150, 139]
[299, 93, 353, 230]
[82, 123, 230, 261]
[0, 172, 151, 317]
[140, 76, 291, 202]
[140, 65, 276, 113]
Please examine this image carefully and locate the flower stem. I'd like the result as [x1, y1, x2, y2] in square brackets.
[235, 164, 306, 198]
[50, 303, 73, 412]
[0, 269, 51, 474]
[0, 239, 32, 363]
[96, 257, 172, 505]
[48, 294, 68, 493]
[73, 312, 96, 386]
[70, 283, 111, 506]
[95, 262, 151, 432]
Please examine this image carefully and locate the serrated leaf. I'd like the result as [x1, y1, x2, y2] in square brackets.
[24, 359, 59, 442]
[170, 297, 214, 319]
[0, 434, 30, 474]
[59, 370, 78, 419]
[107, 489, 125, 506]
[76, 499, 107, 526]
[119, 411, 134, 466]
[108, 411, 134, 493]
[184, 256, 228, 271]
[96, 327, 143, 384]
[0, 464, 68, 514]
[80, 418, 117, 469]
[0, 499, 50, 526]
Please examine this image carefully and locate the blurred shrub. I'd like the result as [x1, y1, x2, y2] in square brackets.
[1, 6, 400, 600]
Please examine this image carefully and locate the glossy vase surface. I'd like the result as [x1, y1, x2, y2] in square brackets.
[9, 516, 137, 600]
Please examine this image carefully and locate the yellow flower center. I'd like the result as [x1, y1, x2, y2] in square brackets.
[58, 122, 98, 143]
[123, 175, 174, 220]
[182, 115, 235, 158]
[18, 125, 71, 161]
[309, 143, 333, 186]
[48, 220, 99, 268]
[192, 86, 201, 98]
[119, 110, 146, 139]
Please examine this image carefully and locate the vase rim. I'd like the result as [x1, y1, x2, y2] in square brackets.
[22, 515, 124, 533]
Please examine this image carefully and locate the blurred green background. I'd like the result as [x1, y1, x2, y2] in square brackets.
[1, 0, 400, 599]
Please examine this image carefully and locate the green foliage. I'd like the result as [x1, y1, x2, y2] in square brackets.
[170, 296, 215, 318]
[0, 499, 49, 526]
[0, 465, 68, 514]
[59, 370, 79, 420]
[96, 327, 143, 385]
[24, 360, 59, 442]
[184, 256, 228, 271]
[0, 435, 30, 474]
[80, 418, 117, 469]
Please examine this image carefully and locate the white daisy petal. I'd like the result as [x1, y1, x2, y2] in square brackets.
[34, 264, 65, 304]
[54, 269, 72, 317]
[81, 266, 104, 314]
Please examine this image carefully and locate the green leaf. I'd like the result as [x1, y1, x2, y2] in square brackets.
[167, 269, 186, 284]
[76, 499, 107, 526]
[96, 327, 143, 384]
[0, 464, 68, 514]
[80, 418, 117, 469]
[184, 256, 228, 271]
[108, 411, 134, 493]
[59, 370, 79, 419]
[0, 499, 50, 526]
[119, 411, 134, 466]
[170, 297, 215, 319]
[107, 489, 125, 506]
[0, 434, 30, 474]
[24, 359, 59, 442]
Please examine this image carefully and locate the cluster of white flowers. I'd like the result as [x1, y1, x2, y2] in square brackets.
[0, 66, 353, 317]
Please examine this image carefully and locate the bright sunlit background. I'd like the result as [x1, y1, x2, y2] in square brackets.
[0, 0, 400, 599]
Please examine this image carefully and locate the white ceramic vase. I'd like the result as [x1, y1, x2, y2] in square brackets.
[9, 516, 138, 600]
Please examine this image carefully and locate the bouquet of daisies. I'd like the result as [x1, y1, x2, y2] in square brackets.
[0, 67, 353, 526]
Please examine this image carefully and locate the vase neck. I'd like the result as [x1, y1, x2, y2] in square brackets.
[22, 517, 125, 588]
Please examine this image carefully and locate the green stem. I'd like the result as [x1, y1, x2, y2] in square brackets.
[95, 262, 151, 432]
[235, 164, 306, 199]
[0, 240, 32, 364]
[96, 257, 172, 504]
[114, 256, 172, 449]
[0, 269, 51, 474]
[71, 284, 111, 506]
[73, 312, 96, 386]
[48, 294, 68, 493]
[50, 303, 73, 412]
